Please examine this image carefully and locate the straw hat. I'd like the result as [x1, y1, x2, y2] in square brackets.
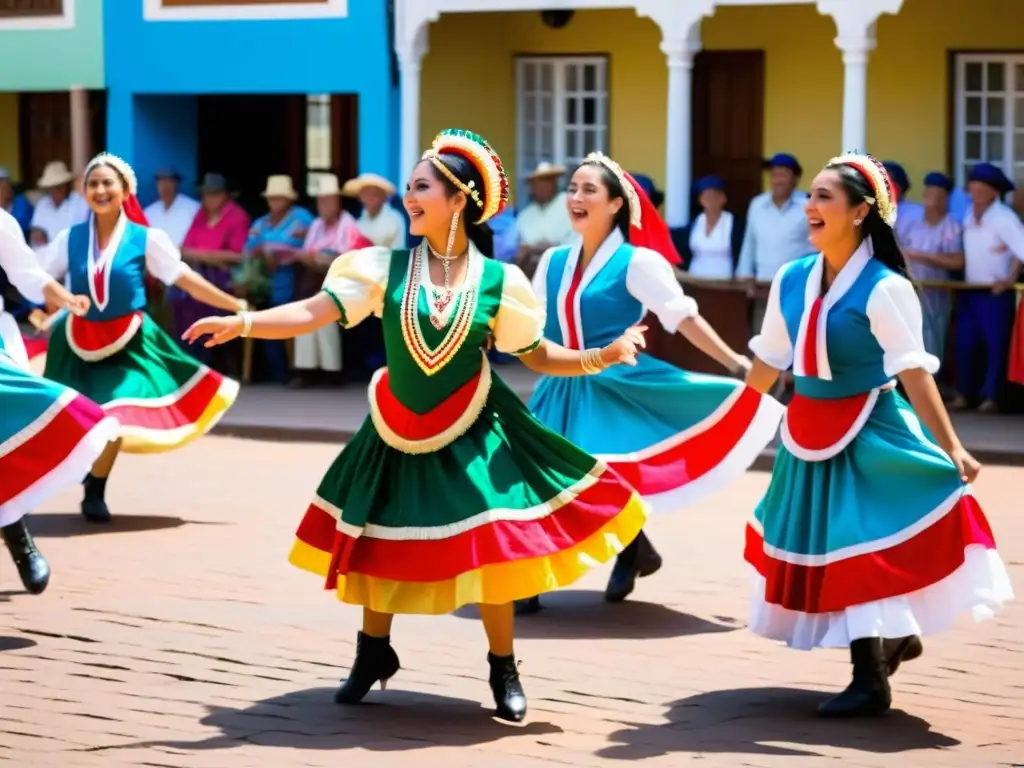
[37, 161, 75, 189]
[526, 161, 565, 180]
[261, 174, 298, 200]
[341, 173, 396, 197]
[310, 173, 343, 197]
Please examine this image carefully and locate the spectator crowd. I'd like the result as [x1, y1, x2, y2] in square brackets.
[2, 151, 1023, 411]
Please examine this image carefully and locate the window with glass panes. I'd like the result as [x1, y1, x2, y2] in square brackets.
[954, 55, 1024, 189]
[515, 56, 608, 204]
[306, 94, 332, 196]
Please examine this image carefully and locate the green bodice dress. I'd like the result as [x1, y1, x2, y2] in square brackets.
[289, 243, 647, 614]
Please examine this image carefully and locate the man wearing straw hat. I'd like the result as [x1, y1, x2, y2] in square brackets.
[342, 173, 404, 249]
[291, 173, 373, 388]
[514, 161, 574, 277]
[28, 160, 88, 248]
[242, 174, 314, 383]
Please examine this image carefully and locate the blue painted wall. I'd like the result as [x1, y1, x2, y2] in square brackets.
[103, 1, 397, 193]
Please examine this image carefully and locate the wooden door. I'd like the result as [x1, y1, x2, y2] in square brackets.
[196, 94, 306, 217]
[691, 50, 765, 213]
[18, 92, 71, 187]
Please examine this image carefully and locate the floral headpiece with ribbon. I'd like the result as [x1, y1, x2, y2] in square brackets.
[583, 152, 643, 229]
[828, 151, 898, 228]
[83, 151, 150, 230]
[422, 129, 509, 224]
[84, 152, 138, 196]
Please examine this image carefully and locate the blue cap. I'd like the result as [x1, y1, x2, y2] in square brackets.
[155, 167, 181, 181]
[923, 171, 953, 192]
[694, 175, 726, 194]
[764, 153, 802, 175]
[967, 162, 1015, 194]
[882, 161, 910, 194]
[630, 172, 664, 208]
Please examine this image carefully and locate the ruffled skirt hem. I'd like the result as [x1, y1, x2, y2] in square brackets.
[747, 545, 1013, 650]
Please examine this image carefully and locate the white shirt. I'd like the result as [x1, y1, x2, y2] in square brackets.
[736, 191, 813, 281]
[29, 192, 89, 241]
[751, 240, 939, 378]
[40, 215, 188, 311]
[961, 201, 1024, 283]
[532, 228, 698, 343]
[688, 211, 734, 279]
[357, 205, 405, 250]
[144, 194, 201, 247]
[0, 208, 51, 308]
[516, 191, 575, 248]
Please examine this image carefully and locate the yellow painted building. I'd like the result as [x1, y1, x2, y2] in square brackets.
[416, 0, 1024, 212]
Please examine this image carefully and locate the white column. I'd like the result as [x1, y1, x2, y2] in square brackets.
[836, 33, 873, 152]
[398, 24, 429, 187]
[819, 0, 905, 153]
[69, 85, 91, 174]
[661, 28, 700, 227]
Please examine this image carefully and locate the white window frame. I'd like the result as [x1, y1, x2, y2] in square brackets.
[0, 0, 74, 30]
[515, 55, 608, 204]
[143, 0, 347, 22]
[953, 53, 1024, 189]
[306, 93, 332, 195]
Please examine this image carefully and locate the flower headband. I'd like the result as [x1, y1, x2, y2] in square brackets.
[421, 129, 509, 224]
[828, 151, 897, 228]
[583, 152, 642, 229]
[84, 152, 138, 196]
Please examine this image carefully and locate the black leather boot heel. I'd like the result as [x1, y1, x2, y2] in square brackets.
[334, 632, 401, 704]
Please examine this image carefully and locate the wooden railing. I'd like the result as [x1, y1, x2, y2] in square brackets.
[645, 273, 1023, 377]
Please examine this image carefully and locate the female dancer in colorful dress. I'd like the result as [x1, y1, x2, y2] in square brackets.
[743, 152, 1012, 717]
[0, 208, 119, 593]
[183, 129, 648, 722]
[39, 153, 244, 523]
[517, 153, 784, 612]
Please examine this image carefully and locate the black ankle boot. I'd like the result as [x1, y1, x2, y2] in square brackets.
[514, 596, 542, 615]
[818, 638, 892, 718]
[883, 635, 924, 676]
[488, 652, 527, 722]
[1, 520, 50, 595]
[81, 474, 111, 523]
[334, 632, 401, 704]
[605, 530, 662, 603]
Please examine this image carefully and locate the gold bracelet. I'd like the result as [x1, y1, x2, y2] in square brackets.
[581, 348, 605, 374]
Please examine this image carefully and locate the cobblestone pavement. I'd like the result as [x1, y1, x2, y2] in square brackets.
[0, 436, 1020, 767]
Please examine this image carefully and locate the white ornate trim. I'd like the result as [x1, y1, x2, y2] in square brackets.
[368, 355, 492, 455]
[143, 0, 347, 22]
[65, 313, 143, 362]
[780, 387, 879, 462]
[0, 0, 74, 30]
[748, 486, 970, 566]
[312, 460, 609, 541]
[556, 230, 624, 349]
[792, 243, 872, 380]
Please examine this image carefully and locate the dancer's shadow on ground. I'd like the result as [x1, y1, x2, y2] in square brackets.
[146, 687, 561, 752]
[597, 687, 959, 759]
[0, 635, 36, 651]
[28, 513, 223, 538]
[454, 591, 740, 640]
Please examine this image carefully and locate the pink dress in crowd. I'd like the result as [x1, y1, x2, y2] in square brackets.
[169, 201, 251, 340]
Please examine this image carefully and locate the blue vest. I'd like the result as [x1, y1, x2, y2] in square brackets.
[67, 221, 150, 321]
[543, 242, 646, 349]
[778, 254, 895, 399]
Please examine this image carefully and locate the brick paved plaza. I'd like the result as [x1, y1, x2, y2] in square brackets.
[0, 434, 1021, 767]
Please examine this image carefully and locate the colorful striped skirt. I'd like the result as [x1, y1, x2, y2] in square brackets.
[43, 311, 238, 454]
[289, 368, 648, 615]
